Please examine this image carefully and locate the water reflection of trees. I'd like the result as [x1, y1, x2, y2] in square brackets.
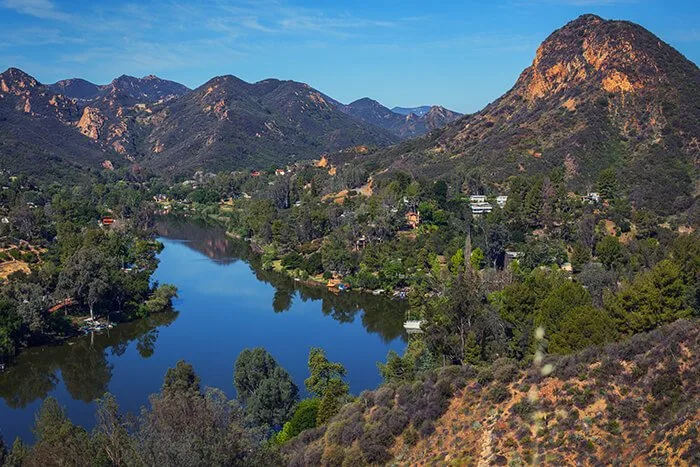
[0, 312, 177, 408]
[252, 255, 407, 344]
[157, 216, 408, 344]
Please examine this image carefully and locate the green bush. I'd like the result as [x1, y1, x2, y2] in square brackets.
[275, 398, 320, 445]
[282, 252, 304, 270]
[488, 384, 511, 403]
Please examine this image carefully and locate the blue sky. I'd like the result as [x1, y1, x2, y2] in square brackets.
[0, 0, 698, 113]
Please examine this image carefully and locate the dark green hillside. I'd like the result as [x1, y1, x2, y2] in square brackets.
[0, 68, 116, 178]
[143, 76, 399, 174]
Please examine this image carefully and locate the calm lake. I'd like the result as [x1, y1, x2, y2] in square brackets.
[0, 218, 407, 442]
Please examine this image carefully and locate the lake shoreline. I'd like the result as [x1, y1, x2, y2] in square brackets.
[220, 221, 406, 300]
[0, 220, 407, 443]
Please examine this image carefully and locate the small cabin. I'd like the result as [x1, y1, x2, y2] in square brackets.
[505, 251, 523, 267]
[250, 170, 262, 177]
[469, 195, 487, 203]
[100, 217, 115, 226]
[275, 168, 286, 176]
[496, 195, 508, 208]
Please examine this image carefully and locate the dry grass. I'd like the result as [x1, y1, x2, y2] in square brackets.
[0, 260, 30, 279]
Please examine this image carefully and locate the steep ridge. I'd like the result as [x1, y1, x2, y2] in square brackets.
[0, 68, 112, 178]
[49, 75, 190, 103]
[49, 75, 191, 158]
[49, 78, 102, 101]
[366, 14, 700, 214]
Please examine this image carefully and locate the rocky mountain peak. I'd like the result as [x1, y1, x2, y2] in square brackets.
[517, 14, 693, 102]
[0, 67, 41, 94]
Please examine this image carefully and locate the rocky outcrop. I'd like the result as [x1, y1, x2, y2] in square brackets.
[77, 106, 107, 139]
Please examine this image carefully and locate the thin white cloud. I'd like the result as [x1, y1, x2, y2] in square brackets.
[1, 0, 71, 21]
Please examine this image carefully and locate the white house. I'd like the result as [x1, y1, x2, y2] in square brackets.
[469, 195, 487, 203]
[583, 192, 601, 203]
[496, 195, 508, 208]
[470, 202, 493, 215]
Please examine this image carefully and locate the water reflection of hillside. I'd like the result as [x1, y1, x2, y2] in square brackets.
[156, 217, 407, 344]
[155, 217, 237, 264]
[0, 312, 178, 408]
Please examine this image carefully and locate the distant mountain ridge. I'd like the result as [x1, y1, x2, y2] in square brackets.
[392, 105, 432, 116]
[0, 65, 462, 176]
[338, 98, 461, 138]
[49, 75, 190, 103]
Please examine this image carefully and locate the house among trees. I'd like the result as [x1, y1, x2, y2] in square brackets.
[583, 192, 601, 203]
[314, 155, 329, 168]
[496, 195, 508, 208]
[470, 202, 493, 216]
[469, 194, 487, 203]
[275, 168, 286, 176]
[405, 211, 420, 229]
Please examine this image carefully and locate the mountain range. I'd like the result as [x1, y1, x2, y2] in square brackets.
[0, 68, 457, 177]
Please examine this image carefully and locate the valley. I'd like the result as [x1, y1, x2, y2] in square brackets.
[0, 10, 697, 467]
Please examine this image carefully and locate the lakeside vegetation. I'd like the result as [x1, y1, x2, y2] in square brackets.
[156, 160, 698, 359]
[0, 171, 177, 362]
[0, 159, 696, 464]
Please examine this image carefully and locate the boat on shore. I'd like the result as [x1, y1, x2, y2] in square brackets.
[79, 318, 115, 334]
